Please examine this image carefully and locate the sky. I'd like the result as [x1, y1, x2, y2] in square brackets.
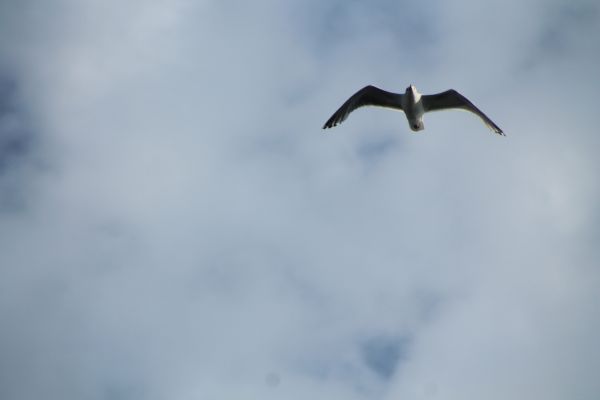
[1, 0, 599, 399]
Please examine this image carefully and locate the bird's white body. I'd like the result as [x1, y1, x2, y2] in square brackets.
[323, 84, 504, 135]
[401, 85, 425, 132]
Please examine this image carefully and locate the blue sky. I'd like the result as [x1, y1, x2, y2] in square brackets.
[1, 1, 599, 399]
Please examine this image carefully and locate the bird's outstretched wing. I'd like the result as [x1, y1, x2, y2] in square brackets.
[422, 89, 504, 135]
[323, 85, 403, 129]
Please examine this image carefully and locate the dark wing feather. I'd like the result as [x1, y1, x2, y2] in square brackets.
[322, 85, 403, 129]
[422, 89, 504, 135]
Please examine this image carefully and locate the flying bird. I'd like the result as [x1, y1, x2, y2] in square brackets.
[323, 85, 504, 135]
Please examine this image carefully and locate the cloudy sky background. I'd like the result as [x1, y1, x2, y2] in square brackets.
[1, 0, 599, 399]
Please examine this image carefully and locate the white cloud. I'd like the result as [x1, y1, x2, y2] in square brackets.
[1, 1, 599, 399]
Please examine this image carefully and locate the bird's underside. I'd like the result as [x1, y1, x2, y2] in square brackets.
[323, 84, 504, 135]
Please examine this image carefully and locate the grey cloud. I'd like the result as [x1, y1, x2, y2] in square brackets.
[1, 1, 599, 399]
[0, 76, 36, 213]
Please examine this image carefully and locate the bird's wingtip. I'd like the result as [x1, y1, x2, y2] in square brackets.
[323, 120, 339, 130]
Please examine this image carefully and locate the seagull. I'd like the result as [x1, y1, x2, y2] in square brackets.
[323, 84, 504, 135]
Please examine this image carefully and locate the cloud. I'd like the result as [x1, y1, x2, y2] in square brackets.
[1, 1, 599, 399]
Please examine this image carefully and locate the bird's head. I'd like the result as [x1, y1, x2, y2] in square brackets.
[409, 119, 424, 132]
[406, 84, 415, 93]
